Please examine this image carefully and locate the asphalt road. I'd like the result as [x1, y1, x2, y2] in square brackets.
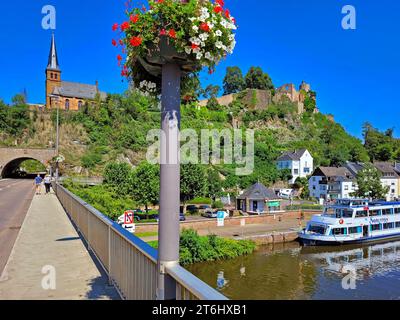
[0, 179, 35, 274]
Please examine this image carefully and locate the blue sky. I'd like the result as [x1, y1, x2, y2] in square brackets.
[0, 0, 399, 138]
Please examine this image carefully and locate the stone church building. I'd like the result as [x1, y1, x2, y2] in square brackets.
[45, 34, 106, 111]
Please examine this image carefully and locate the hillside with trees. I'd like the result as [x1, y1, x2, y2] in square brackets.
[0, 65, 390, 212]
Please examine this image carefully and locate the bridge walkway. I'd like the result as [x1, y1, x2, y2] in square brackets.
[0, 186, 119, 300]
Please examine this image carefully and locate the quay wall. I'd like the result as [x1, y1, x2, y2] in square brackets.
[136, 210, 304, 235]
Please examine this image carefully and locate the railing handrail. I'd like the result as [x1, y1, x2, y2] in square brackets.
[166, 263, 228, 300]
[54, 183, 226, 300]
[57, 184, 158, 263]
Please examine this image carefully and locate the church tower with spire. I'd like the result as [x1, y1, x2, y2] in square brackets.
[45, 33, 61, 108]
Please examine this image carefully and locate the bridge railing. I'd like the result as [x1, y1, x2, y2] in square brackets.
[52, 183, 227, 301]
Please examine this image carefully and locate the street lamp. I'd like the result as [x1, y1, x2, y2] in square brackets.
[49, 94, 60, 181]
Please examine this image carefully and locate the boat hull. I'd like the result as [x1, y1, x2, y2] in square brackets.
[299, 232, 400, 246]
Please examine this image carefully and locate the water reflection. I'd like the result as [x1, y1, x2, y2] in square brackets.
[187, 241, 400, 300]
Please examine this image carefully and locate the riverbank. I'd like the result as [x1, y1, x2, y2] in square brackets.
[139, 211, 315, 245]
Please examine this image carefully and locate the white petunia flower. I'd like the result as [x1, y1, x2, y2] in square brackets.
[199, 33, 209, 41]
[196, 52, 203, 60]
[205, 52, 213, 60]
[215, 41, 223, 49]
[192, 25, 199, 32]
[215, 30, 222, 37]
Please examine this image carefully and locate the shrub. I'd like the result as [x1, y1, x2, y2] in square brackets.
[179, 229, 256, 266]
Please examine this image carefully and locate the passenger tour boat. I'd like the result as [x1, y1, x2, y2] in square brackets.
[299, 199, 400, 246]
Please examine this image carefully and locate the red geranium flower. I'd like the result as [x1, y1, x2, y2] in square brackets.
[200, 23, 210, 32]
[112, 39, 117, 46]
[168, 29, 176, 39]
[216, 0, 224, 7]
[160, 29, 166, 36]
[129, 36, 142, 47]
[112, 23, 119, 31]
[130, 14, 139, 23]
[121, 21, 130, 31]
[214, 6, 223, 14]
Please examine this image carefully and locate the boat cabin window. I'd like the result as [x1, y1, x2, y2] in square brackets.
[371, 224, 381, 231]
[394, 208, 400, 214]
[348, 227, 362, 234]
[308, 225, 326, 235]
[342, 210, 353, 218]
[355, 210, 368, 218]
[332, 228, 347, 235]
[382, 209, 392, 215]
[396, 222, 400, 228]
[369, 210, 381, 217]
[323, 207, 335, 216]
[383, 223, 395, 230]
[333, 209, 353, 218]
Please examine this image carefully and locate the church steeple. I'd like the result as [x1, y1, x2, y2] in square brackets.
[45, 33, 62, 109]
[47, 33, 60, 71]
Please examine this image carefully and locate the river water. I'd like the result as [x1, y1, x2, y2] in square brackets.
[187, 240, 400, 300]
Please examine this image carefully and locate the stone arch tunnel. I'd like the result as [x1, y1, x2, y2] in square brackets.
[0, 148, 56, 178]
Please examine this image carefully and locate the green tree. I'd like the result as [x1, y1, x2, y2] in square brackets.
[206, 168, 223, 201]
[294, 177, 310, 199]
[353, 163, 389, 200]
[223, 66, 245, 95]
[363, 122, 400, 161]
[202, 84, 220, 99]
[131, 162, 160, 213]
[103, 162, 132, 195]
[181, 164, 207, 204]
[245, 67, 274, 91]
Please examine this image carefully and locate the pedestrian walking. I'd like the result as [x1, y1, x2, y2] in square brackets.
[44, 175, 51, 194]
[34, 174, 43, 195]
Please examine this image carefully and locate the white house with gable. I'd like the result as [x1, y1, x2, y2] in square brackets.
[276, 149, 314, 184]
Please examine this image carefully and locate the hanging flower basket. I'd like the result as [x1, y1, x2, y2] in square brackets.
[112, 0, 237, 93]
[138, 35, 198, 77]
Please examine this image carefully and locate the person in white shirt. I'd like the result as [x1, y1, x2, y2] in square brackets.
[44, 175, 52, 194]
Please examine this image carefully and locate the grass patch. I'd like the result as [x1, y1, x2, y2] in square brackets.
[135, 232, 158, 238]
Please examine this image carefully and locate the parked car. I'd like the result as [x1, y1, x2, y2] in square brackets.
[186, 205, 199, 214]
[198, 205, 211, 215]
[179, 212, 186, 221]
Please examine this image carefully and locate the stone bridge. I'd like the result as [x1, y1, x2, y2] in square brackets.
[0, 147, 56, 178]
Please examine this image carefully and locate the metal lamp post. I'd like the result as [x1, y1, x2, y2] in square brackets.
[156, 0, 192, 301]
[49, 94, 60, 181]
[157, 63, 182, 300]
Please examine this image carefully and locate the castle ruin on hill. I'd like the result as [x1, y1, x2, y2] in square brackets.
[198, 81, 318, 115]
